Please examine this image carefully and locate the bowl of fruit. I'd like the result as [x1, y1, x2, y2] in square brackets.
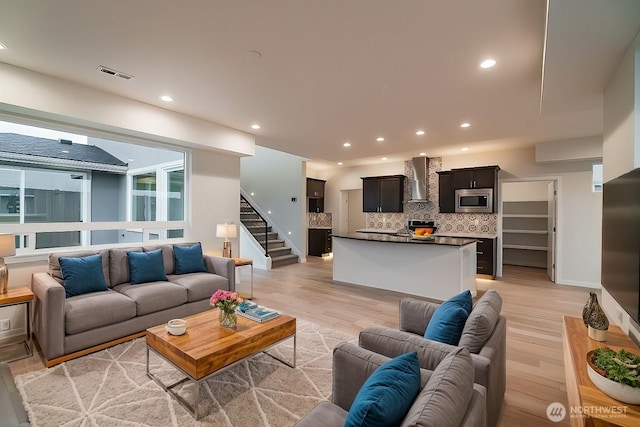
[412, 227, 436, 239]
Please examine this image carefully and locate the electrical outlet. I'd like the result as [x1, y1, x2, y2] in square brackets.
[0, 319, 9, 331]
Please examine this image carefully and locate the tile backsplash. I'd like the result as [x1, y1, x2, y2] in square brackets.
[308, 212, 332, 228]
[365, 157, 497, 235]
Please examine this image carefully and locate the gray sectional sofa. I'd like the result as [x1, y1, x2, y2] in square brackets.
[295, 342, 486, 427]
[32, 243, 235, 366]
[358, 291, 506, 427]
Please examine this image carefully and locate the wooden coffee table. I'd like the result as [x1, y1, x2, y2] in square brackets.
[146, 308, 296, 419]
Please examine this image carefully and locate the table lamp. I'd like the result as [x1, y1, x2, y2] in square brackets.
[216, 223, 237, 258]
[0, 233, 16, 294]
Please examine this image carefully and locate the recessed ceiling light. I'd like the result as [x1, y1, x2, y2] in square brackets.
[343, 142, 351, 147]
[381, 157, 388, 160]
[461, 147, 470, 151]
[160, 95, 173, 102]
[0, 43, 7, 50]
[460, 122, 471, 128]
[128, 158, 135, 162]
[251, 124, 261, 130]
[61, 150, 69, 154]
[337, 162, 343, 165]
[419, 152, 427, 156]
[480, 59, 496, 69]
[416, 130, 425, 136]
[376, 137, 385, 142]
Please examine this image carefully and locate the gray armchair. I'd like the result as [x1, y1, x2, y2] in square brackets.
[359, 291, 506, 427]
[295, 342, 486, 427]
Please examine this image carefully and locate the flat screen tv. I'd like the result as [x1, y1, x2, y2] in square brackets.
[601, 167, 640, 326]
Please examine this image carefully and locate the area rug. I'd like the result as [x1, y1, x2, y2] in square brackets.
[15, 320, 355, 426]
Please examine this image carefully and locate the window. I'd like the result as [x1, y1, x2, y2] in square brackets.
[132, 172, 157, 221]
[0, 121, 188, 253]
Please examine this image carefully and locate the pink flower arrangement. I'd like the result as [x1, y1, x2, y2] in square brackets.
[210, 289, 243, 313]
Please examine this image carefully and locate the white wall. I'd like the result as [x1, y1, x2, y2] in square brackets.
[602, 35, 638, 182]
[559, 171, 602, 287]
[240, 146, 307, 257]
[502, 181, 549, 201]
[601, 34, 640, 337]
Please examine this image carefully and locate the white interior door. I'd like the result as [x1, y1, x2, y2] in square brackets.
[547, 181, 557, 281]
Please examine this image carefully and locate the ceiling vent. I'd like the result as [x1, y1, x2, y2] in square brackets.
[59, 139, 73, 145]
[97, 66, 134, 80]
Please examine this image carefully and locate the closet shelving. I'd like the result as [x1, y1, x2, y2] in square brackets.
[502, 201, 549, 268]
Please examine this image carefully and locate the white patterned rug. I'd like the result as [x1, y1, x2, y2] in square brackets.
[15, 320, 355, 426]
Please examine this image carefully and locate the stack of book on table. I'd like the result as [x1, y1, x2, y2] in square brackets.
[237, 302, 280, 323]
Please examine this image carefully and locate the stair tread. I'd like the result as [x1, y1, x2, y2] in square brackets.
[271, 254, 299, 261]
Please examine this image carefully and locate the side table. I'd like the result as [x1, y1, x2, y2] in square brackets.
[0, 286, 34, 362]
[233, 258, 253, 299]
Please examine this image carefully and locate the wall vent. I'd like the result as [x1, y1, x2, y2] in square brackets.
[97, 66, 134, 80]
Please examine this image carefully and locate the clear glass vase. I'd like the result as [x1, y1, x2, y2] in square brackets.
[219, 309, 238, 329]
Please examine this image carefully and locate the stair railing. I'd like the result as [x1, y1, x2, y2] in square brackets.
[240, 194, 269, 257]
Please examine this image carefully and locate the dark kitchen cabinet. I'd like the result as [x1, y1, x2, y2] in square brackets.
[308, 228, 332, 256]
[437, 171, 455, 213]
[307, 178, 326, 212]
[307, 178, 325, 198]
[308, 198, 324, 213]
[476, 237, 496, 279]
[362, 175, 405, 213]
[452, 166, 500, 190]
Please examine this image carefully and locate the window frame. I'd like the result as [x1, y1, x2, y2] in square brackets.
[0, 127, 191, 257]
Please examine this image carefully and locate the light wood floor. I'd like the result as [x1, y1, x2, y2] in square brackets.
[5, 258, 593, 426]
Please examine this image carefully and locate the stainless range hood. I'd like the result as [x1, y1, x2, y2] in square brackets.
[409, 156, 429, 201]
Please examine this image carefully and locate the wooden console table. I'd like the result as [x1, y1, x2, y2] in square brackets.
[563, 316, 640, 427]
[0, 286, 34, 362]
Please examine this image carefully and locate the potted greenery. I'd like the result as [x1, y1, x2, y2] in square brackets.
[587, 348, 640, 404]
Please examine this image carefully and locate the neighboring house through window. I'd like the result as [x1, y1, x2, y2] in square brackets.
[0, 124, 187, 253]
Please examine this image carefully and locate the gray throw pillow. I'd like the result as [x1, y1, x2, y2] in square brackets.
[458, 290, 502, 353]
[401, 347, 474, 427]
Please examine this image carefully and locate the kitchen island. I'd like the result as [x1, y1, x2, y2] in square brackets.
[332, 232, 477, 301]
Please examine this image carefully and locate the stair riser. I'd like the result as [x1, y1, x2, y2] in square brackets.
[272, 257, 299, 268]
[260, 241, 285, 249]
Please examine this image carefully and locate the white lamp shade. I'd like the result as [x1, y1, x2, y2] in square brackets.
[216, 224, 237, 239]
[0, 234, 16, 257]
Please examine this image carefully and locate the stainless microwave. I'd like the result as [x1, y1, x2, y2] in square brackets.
[455, 188, 493, 213]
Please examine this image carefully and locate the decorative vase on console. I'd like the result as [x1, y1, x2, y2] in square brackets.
[210, 289, 243, 329]
[582, 292, 609, 341]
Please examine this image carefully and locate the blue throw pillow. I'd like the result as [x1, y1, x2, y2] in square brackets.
[128, 249, 168, 284]
[424, 290, 473, 345]
[173, 243, 207, 274]
[59, 254, 108, 298]
[345, 352, 421, 427]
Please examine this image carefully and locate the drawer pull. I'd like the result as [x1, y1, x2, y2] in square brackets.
[477, 266, 484, 270]
[476, 252, 484, 255]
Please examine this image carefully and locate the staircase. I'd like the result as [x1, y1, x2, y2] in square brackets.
[240, 196, 299, 268]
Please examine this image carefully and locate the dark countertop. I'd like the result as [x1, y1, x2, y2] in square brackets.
[332, 232, 477, 247]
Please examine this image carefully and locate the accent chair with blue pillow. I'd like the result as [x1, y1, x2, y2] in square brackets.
[295, 343, 486, 427]
[31, 242, 235, 367]
[359, 291, 506, 427]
